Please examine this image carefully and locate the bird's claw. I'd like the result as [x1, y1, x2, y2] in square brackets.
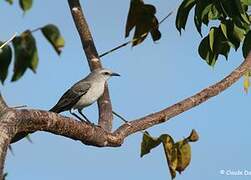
[82, 121, 102, 129]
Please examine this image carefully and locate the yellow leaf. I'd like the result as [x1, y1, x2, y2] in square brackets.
[243, 70, 250, 93]
[140, 131, 161, 157]
[175, 141, 191, 174]
[187, 129, 199, 142]
[160, 135, 177, 179]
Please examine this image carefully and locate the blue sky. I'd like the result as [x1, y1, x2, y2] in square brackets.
[1, 0, 251, 180]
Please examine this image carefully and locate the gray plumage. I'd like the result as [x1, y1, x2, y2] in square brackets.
[49, 68, 120, 121]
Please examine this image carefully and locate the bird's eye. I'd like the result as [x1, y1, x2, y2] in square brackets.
[104, 72, 110, 75]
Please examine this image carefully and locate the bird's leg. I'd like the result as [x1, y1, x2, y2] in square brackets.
[78, 109, 92, 124]
[69, 109, 84, 122]
[112, 110, 131, 126]
[112, 111, 147, 134]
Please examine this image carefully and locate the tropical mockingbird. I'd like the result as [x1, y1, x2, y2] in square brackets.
[49, 68, 120, 123]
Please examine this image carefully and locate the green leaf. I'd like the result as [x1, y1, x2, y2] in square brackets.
[220, 0, 250, 25]
[11, 30, 38, 81]
[211, 27, 231, 59]
[125, 0, 161, 46]
[242, 30, 251, 58]
[150, 18, 161, 41]
[215, 41, 231, 60]
[140, 131, 162, 157]
[240, 13, 250, 24]
[233, 24, 246, 41]
[207, 4, 222, 20]
[220, 20, 245, 50]
[125, 0, 144, 38]
[41, 24, 65, 55]
[199, 26, 232, 66]
[209, 28, 215, 51]
[0, 42, 12, 84]
[194, 15, 202, 37]
[198, 35, 218, 66]
[241, 0, 251, 5]
[176, 0, 196, 33]
[193, 0, 213, 35]
[5, 0, 13, 4]
[19, 0, 33, 12]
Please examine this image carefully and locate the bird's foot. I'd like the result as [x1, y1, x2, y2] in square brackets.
[82, 119, 94, 125]
[125, 122, 132, 126]
[83, 121, 103, 129]
[71, 112, 86, 122]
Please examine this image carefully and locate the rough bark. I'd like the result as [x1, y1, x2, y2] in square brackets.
[0, 0, 250, 179]
[2, 51, 250, 148]
[0, 47, 250, 180]
[68, 0, 113, 131]
[0, 95, 15, 179]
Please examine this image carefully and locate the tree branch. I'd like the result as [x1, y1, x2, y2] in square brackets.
[114, 53, 251, 137]
[0, 53, 247, 179]
[67, 0, 113, 131]
[0, 52, 248, 179]
[10, 52, 251, 149]
[0, 94, 7, 114]
[0, 95, 14, 179]
[0, 125, 12, 179]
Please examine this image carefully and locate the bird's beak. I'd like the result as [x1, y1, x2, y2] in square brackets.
[111, 72, 120, 77]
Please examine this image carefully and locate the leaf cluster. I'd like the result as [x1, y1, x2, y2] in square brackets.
[5, 0, 33, 13]
[141, 130, 199, 179]
[176, 0, 251, 66]
[125, 0, 161, 46]
[0, 25, 64, 84]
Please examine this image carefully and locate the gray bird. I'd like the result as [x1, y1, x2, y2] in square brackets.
[49, 68, 120, 123]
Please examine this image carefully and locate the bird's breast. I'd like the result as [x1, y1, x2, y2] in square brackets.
[73, 81, 105, 109]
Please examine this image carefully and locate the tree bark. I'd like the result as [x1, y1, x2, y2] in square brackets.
[0, 1, 250, 179]
[0, 95, 15, 179]
[5, 52, 251, 146]
[0, 50, 250, 180]
[68, 0, 113, 131]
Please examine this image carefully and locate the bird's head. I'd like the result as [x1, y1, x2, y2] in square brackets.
[95, 68, 120, 81]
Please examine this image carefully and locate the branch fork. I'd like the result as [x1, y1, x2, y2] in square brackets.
[0, 0, 251, 179]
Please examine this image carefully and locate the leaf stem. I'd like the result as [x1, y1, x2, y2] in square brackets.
[0, 33, 16, 49]
[99, 9, 175, 58]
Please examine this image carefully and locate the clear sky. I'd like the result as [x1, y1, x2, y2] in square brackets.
[1, 0, 251, 180]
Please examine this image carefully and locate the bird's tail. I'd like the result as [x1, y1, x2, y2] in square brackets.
[49, 105, 61, 113]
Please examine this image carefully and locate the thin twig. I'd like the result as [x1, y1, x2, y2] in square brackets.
[112, 110, 145, 134]
[99, 10, 174, 58]
[0, 33, 16, 49]
[112, 111, 130, 124]
[30, 27, 42, 33]
[8, 145, 14, 156]
[68, 0, 113, 131]
[0, 27, 40, 50]
[12, 105, 27, 109]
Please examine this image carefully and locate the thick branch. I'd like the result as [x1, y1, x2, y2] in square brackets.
[114, 53, 251, 137]
[67, 0, 113, 131]
[1, 52, 250, 178]
[0, 102, 16, 179]
[12, 52, 251, 149]
[15, 109, 121, 147]
[0, 94, 7, 114]
[0, 125, 12, 179]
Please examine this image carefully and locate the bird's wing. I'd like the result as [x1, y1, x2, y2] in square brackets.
[49, 82, 91, 113]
